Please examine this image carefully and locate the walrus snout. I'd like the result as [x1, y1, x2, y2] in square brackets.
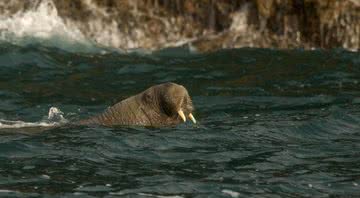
[157, 83, 196, 124]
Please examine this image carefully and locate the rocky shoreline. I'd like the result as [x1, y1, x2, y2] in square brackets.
[1, 0, 359, 52]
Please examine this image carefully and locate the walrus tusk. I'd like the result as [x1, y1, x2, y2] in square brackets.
[189, 113, 196, 124]
[178, 109, 186, 122]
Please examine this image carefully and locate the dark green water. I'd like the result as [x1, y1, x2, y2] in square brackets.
[0, 42, 360, 197]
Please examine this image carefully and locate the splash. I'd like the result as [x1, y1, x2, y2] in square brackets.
[47, 107, 65, 122]
[0, 107, 67, 129]
[0, 0, 97, 52]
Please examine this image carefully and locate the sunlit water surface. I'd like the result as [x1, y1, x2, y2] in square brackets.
[0, 42, 360, 197]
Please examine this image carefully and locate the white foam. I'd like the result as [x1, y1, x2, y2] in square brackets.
[0, 119, 58, 129]
[0, 106, 67, 129]
[137, 193, 184, 198]
[0, 189, 14, 193]
[110, 192, 183, 198]
[41, 174, 51, 179]
[222, 189, 240, 198]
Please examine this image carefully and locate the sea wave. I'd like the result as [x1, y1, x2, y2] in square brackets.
[0, 42, 359, 196]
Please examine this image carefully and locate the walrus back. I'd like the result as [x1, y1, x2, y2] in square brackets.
[75, 95, 151, 126]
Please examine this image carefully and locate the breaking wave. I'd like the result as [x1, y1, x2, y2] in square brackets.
[0, 0, 101, 53]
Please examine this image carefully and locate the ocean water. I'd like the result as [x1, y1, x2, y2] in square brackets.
[0, 41, 359, 197]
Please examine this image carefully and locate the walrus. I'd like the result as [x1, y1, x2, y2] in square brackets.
[75, 82, 196, 127]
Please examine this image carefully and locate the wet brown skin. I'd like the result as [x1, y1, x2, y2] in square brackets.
[75, 82, 196, 127]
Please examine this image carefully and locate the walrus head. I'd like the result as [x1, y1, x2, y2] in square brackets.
[140, 82, 196, 125]
[76, 82, 196, 127]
